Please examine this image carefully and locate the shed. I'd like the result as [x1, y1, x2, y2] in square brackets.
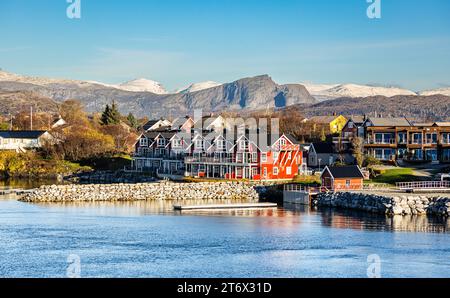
[321, 165, 364, 191]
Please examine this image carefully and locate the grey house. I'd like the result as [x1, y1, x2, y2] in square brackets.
[307, 142, 354, 168]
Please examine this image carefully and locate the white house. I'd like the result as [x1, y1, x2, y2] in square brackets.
[0, 130, 52, 152]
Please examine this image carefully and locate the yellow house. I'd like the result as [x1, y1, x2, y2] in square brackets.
[306, 115, 348, 134]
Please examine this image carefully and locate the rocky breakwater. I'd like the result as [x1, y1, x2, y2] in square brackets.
[19, 181, 259, 202]
[313, 192, 450, 217]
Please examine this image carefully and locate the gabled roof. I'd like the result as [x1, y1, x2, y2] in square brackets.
[142, 119, 172, 131]
[364, 117, 412, 127]
[322, 166, 364, 179]
[307, 115, 342, 124]
[0, 130, 47, 139]
[310, 142, 337, 154]
[346, 116, 365, 125]
[284, 134, 300, 144]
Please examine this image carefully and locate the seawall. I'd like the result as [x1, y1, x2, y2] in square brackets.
[314, 192, 450, 217]
[19, 181, 259, 202]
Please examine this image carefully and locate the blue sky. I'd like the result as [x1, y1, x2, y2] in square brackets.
[0, 0, 449, 91]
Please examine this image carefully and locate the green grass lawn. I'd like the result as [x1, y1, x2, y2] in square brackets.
[368, 168, 423, 185]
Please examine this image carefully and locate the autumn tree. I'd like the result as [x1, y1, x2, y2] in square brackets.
[351, 137, 364, 167]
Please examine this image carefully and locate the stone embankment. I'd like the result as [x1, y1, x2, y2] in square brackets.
[313, 192, 450, 217]
[19, 181, 260, 202]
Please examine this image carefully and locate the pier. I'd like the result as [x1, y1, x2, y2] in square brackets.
[173, 203, 277, 211]
[0, 189, 33, 196]
[283, 184, 320, 205]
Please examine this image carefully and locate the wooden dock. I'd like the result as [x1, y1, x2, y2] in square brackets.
[173, 202, 278, 211]
[0, 189, 33, 196]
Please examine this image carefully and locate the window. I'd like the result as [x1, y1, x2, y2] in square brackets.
[261, 153, 267, 162]
[157, 138, 165, 147]
[286, 167, 292, 175]
[346, 180, 351, 187]
[287, 152, 292, 160]
[425, 133, 438, 144]
[252, 167, 258, 176]
[442, 133, 450, 144]
[140, 138, 148, 147]
[252, 153, 258, 163]
[398, 132, 407, 144]
[443, 149, 450, 161]
[412, 133, 422, 144]
[172, 139, 182, 148]
[263, 168, 268, 177]
[239, 140, 247, 151]
[273, 152, 279, 161]
[273, 167, 279, 175]
[195, 139, 203, 150]
[216, 140, 225, 150]
[280, 138, 286, 146]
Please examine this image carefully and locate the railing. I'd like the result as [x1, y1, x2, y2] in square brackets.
[396, 181, 450, 190]
[283, 184, 324, 194]
[133, 153, 185, 160]
[363, 183, 395, 191]
[185, 156, 258, 164]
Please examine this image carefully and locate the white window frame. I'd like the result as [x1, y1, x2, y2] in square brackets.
[140, 138, 148, 147]
[286, 167, 292, 175]
[157, 138, 165, 147]
[273, 167, 279, 175]
[216, 139, 225, 151]
[273, 152, 279, 162]
[239, 140, 247, 151]
[252, 152, 258, 163]
[172, 139, 182, 148]
[195, 139, 203, 150]
[261, 153, 267, 162]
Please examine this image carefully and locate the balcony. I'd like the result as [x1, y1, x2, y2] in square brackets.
[185, 155, 257, 165]
[133, 152, 184, 160]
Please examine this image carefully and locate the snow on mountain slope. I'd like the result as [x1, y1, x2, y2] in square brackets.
[117, 78, 168, 94]
[419, 87, 450, 97]
[176, 81, 222, 93]
[300, 82, 417, 101]
[0, 70, 168, 94]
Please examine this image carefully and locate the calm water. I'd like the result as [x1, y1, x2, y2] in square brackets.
[0, 194, 449, 278]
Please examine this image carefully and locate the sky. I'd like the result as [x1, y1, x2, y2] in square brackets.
[0, 0, 449, 92]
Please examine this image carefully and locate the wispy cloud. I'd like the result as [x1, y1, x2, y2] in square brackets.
[64, 47, 186, 82]
[0, 46, 31, 53]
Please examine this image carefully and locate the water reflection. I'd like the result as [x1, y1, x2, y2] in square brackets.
[30, 198, 450, 234]
[314, 207, 449, 234]
[0, 179, 66, 190]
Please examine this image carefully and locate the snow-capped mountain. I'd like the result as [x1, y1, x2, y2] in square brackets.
[300, 82, 417, 101]
[176, 81, 222, 94]
[419, 87, 450, 97]
[0, 69, 168, 94]
[116, 78, 168, 94]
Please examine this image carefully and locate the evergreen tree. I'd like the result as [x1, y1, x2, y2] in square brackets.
[100, 104, 111, 125]
[100, 101, 121, 125]
[127, 112, 138, 129]
[109, 101, 121, 124]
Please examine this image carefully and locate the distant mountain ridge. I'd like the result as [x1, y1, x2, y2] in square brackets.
[300, 82, 417, 101]
[0, 71, 315, 118]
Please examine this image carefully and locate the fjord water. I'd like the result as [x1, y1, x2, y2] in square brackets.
[0, 196, 449, 278]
